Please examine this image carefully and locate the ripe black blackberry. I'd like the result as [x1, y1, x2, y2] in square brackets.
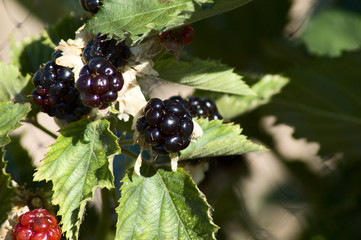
[79, 0, 102, 14]
[31, 51, 91, 122]
[136, 98, 194, 154]
[76, 57, 124, 108]
[169, 96, 223, 120]
[82, 34, 131, 68]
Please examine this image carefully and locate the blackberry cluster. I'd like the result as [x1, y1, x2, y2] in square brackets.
[82, 34, 131, 68]
[136, 98, 194, 154]
[79, 0, 102, 13]
[32, 51, 91, 122]
[76, 34, 131, 109]
[76, 57, 124, 108]
[169, 96, 222, 120]
[12, 209, 61, 240]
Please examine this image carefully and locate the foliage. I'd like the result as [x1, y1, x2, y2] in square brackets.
[1, 0, 361, 239]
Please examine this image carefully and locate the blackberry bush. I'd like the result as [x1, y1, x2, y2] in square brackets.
[136, 98, 194, 154]
[12, 209, 61, 240]
[31, 51, 91, 123]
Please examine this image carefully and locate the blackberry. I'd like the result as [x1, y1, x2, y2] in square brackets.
[12, 208, 62, 240]
[82, 34, 131, 68]
[76, 57, 124, 108]
[31, 51, 91, 122]
[136, 98, 193, 154]
[79, 0, 102, 14]
[171, 96, 222, 120]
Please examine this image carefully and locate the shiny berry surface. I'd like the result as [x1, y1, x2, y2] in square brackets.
[136, 98, 193, 154]
[12, 209, 61, 240]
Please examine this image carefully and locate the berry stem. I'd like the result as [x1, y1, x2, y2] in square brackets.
[95, 188, 111, 240]
[120, 147, 138, 160]
[118, 139, 135, 146]
[22, 117, 58, 139]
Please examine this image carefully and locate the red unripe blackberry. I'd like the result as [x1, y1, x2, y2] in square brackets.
[182, 25, 194, 45]
[12, 209, 61, 240]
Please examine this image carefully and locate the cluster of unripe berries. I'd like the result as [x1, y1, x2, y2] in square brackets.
[12, 209, 61, 240]
[31, 51, 91, 123]
[31, 33, 130, 121]
[136, 98, 194, 154]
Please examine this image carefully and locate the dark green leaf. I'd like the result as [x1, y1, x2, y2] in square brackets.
[47, 15, 84, 45]
[0, 149, 15, 225]
[115, 168, 218, 239]
[262, 51, 361, 160]
[153, 55, 255, 95]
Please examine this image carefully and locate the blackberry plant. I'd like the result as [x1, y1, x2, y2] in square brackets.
[8, 1, 358, 240]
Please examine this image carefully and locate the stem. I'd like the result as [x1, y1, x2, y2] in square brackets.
[95, 188, 111, 240]
[121, 147, 138, 160]
[22, 118, 57, 139]
[118, 139, 135, 146]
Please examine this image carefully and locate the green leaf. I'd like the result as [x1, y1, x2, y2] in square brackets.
[196, 74, 289, 119]
[179, 118, 266, 160]
[85, 0, 251, 44]
[86, 0, 195, 44]
[115, 168, 218, 239]
[34, 119, 119, 240]
[153, 55, 255, 95]
[10, 32, 54, 76]
[300, 8, 361, 57]
[0, 102, 31, 147]
[0, 62, 32, 102]
[47, 15, 84, 45]
[262, 51, 361, 160]
[0, 149, 15, 225]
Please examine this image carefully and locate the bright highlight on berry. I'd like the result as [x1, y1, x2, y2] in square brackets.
[12, 209, 62, 240]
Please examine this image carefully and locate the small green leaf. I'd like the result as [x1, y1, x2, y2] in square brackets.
[0, 149, 15, 225]
[0, 62, 32, 102]
[153, 55, 255, 95]
[34, 119, 119, 240]
[115, 168, 218, 239]
[180, 118, 266, 160]
[300, 8, 361, 57]
[0, 102, 31, 147]
[10, 32, 54, 76]
[86, 0, 195, 44]
[85, 0, 251, 44]
[196, 74, 289, 119]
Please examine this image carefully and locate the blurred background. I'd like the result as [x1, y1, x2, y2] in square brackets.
[1, 0, 361, 239]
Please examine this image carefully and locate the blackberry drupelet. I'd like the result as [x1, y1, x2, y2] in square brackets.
[31, 51, 91, 122]
[76, 57, 124, 108]
[136, 98, 194, 154]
